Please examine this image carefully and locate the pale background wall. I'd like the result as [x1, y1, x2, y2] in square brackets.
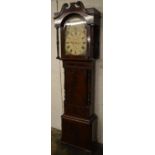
[51, 0, 103, 143]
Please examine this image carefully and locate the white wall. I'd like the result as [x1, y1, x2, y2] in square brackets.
[51, 0, 103, 143]
[51, 0, 64, 129]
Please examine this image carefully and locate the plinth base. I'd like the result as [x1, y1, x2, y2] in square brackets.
[61, 114, 97, 152]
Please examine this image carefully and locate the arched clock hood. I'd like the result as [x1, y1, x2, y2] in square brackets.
[54, 1, 100, 27]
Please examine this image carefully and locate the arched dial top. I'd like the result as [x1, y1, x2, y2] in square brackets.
[64, 16, 87, 56]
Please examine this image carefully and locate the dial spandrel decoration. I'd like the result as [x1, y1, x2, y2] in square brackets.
[64, 16, 87, 56]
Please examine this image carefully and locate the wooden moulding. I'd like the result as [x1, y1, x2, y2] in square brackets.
[61, 114, 97, 153]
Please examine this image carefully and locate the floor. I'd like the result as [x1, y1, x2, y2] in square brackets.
[51, 128, 103, 155]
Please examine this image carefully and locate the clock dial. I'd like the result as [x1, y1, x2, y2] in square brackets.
[64, 16, 87, 56]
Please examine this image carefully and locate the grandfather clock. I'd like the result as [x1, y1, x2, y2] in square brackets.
[54, 1, 100, 152]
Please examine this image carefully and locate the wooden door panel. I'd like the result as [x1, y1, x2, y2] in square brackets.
[65, 68, 88, 106]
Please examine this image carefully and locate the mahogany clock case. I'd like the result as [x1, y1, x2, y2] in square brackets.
[61, 61, 98, 152]
[63, 61, 95, 119]
[54, 1, 101, 153]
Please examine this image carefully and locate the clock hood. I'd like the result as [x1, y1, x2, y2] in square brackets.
[54, 1, 100, 28]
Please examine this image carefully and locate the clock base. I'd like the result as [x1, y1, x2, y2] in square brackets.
[61, 114, 97, 152]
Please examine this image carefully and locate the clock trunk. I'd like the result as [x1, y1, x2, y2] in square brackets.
[63, 61, 95, 119]
[61, 60, 97, 152]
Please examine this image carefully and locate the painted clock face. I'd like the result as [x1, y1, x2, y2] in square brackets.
[64, 16, 87, 56]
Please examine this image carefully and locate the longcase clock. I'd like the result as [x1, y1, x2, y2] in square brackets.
[54, 1, 100, 153]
